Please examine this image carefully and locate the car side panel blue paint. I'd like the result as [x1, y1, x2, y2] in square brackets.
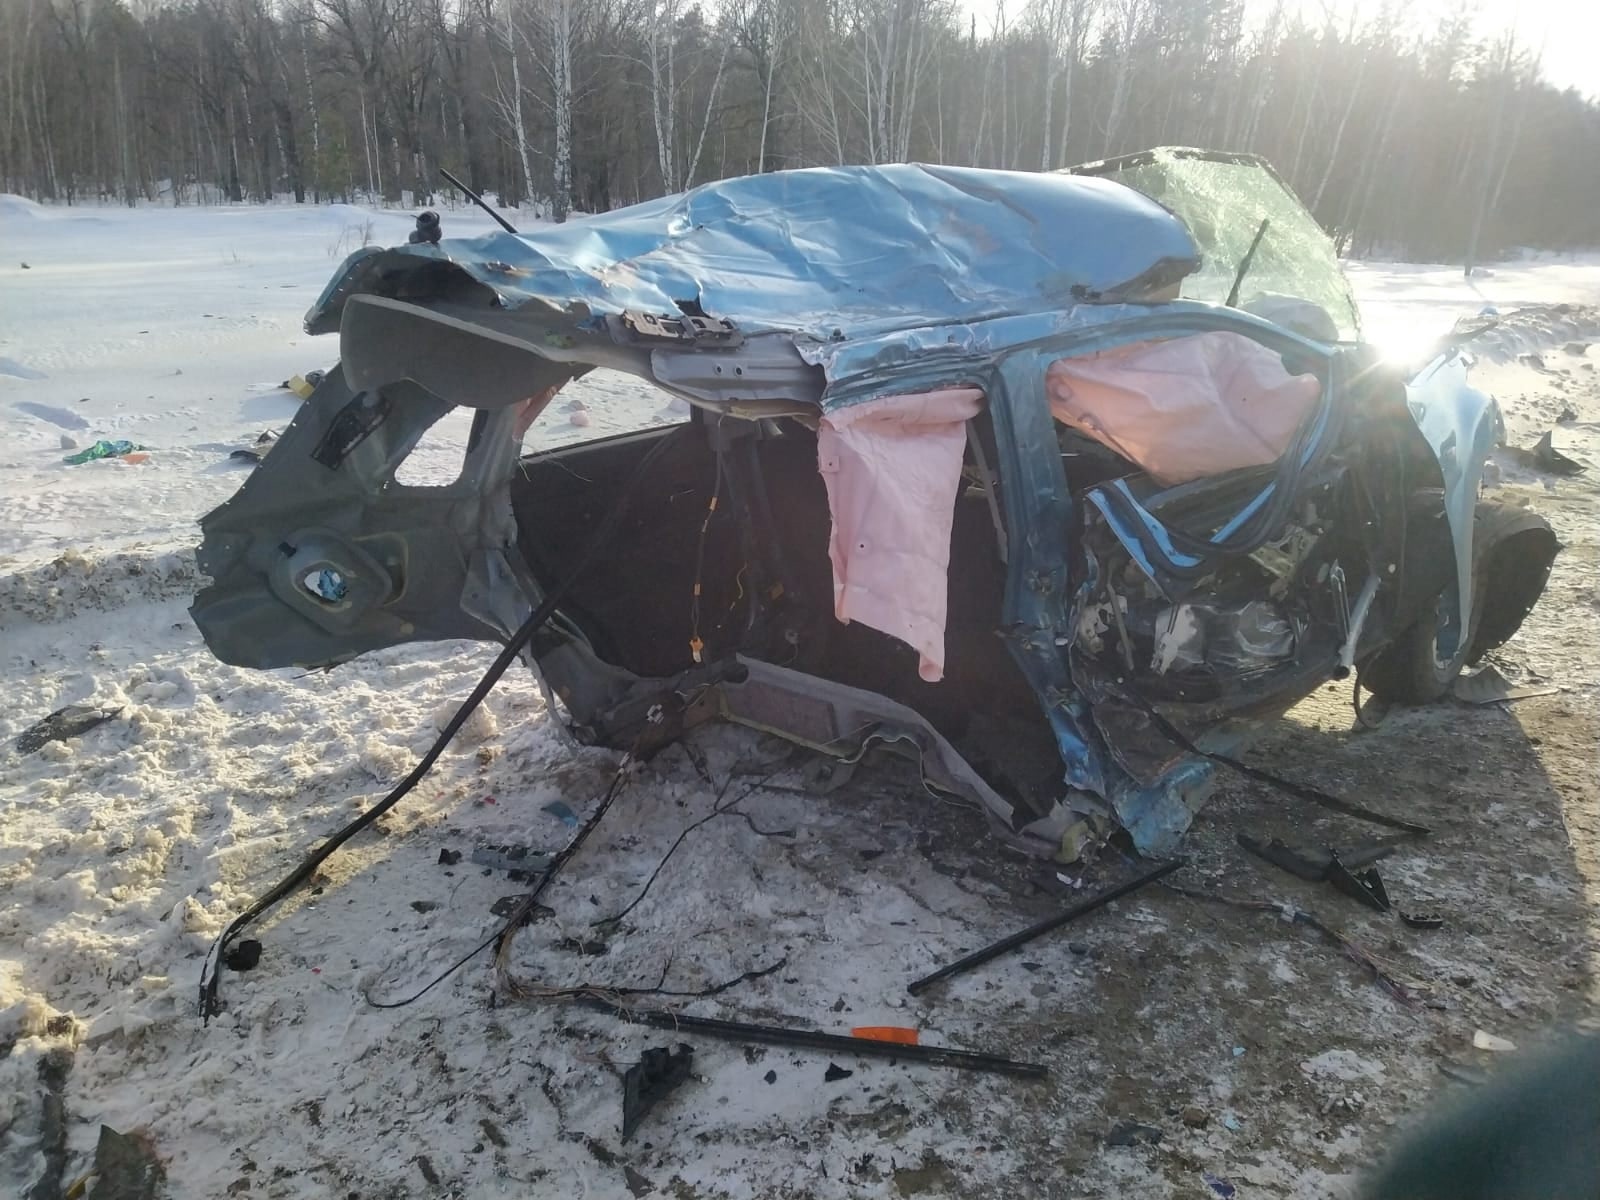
[1404, 352, 1499, 636]
[306, 165, 1198, 342]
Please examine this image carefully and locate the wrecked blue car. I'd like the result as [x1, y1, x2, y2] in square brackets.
[192, 148, 1558, 860]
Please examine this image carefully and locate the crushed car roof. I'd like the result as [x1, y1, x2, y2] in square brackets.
[307, 163, 1200, 343]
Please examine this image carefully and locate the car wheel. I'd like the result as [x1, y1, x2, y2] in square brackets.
[1363, 577, 1475, 705]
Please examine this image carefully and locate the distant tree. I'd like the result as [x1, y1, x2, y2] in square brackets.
[0, 0, 1595, 260]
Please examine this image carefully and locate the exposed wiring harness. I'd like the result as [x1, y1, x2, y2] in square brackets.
[688, 451, 725, 663]
[198, 425, 689, 1021]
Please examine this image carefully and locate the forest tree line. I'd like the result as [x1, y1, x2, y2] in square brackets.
[2, 0, 1597, 262]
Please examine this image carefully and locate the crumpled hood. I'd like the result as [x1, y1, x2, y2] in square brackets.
[306, 163, 1199, 343]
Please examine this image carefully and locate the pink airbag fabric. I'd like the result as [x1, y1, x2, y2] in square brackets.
[1045, 332, 1321, 485]
[817, 388, 984, 683]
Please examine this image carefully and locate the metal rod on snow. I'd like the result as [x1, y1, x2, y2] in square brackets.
[906, 858, 1186, 995]
[580, 999, 1047, 1079]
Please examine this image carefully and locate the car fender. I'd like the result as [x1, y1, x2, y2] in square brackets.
[1403, 351, 1500, 637]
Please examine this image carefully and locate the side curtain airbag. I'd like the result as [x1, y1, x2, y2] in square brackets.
[817, 388, 984, 683]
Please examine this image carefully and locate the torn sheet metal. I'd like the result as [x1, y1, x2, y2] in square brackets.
[306, 164, 1199, 342]
[714, 656, 1038, 847]
[1404, 352, 1500, 640]
[1452, 665, 1559, 704]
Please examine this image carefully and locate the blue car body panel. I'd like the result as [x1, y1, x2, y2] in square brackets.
[307, 163, 1199, 342]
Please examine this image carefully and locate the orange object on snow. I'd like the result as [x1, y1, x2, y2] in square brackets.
[850, 1026, 920, 1045]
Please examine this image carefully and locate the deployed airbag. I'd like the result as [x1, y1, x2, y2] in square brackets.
[1046, 332, 1320, 485]
[817, 388, 984, 683]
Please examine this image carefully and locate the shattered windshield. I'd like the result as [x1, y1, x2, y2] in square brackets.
[1075, 148, 1360, 342]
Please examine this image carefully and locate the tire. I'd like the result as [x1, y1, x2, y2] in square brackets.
[1363, 498, 1559, 705]
[1362, 577, 1476, 705]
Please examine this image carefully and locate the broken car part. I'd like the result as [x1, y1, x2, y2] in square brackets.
[1451, 664, 1559, 705]
[621, 1043, 694, 1141]
[1506, 430, 1585, 477]
[1399, 911, 1445, 930]
[1234, 833, 1402, 883]
[1237, 834, 1397, 912]
[1326, 852, 1391, 912]
[470, 844, 555, 881]
[906, 858, 1185, 995]
[576, 998, 1047, 1079]
[15, 704, 122, 754]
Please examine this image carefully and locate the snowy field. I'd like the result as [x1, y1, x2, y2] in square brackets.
[2, 199, 1599, 1199]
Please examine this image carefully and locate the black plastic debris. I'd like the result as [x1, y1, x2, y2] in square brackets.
[224, 939, 262, 972]
[1237, 833, 1401, 883]
[622, 1044, 694, 1141]
[1106, 1121, 1163, 1147]
[1507, 430, 1585, 476]
[471, 844, 556, 882]
[1327, 852, 1391, 913]
[1533, 430, 1585, 475]
[437, 848, 462, 866]
[623, 1165, 654, 1198]
[16, 704, 122, 754]
[824, 1062, 854, 1083]
[1239, 833, 1396, 911]
[763, 1069, 777, 1084]
[490, 894, 552, 924]
[228, 431, 278, 467]
[87, 1124, 166, 1200]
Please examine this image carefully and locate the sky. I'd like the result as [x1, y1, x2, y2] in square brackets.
[957, 0, 1597, 98]
[1492, 0, 1600, 97]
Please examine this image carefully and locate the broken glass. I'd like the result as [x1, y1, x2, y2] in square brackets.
[1075, 149, 1361, 341]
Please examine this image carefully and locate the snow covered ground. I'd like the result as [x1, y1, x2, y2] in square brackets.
[2, 198, 1598, 1199]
